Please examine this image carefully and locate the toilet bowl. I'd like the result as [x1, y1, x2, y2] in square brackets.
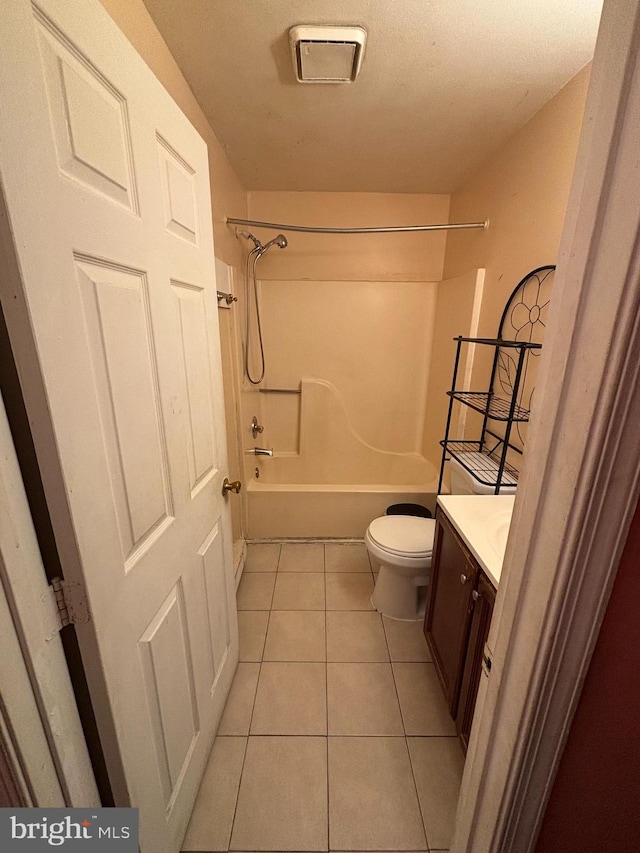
[365, 515, 436, 621]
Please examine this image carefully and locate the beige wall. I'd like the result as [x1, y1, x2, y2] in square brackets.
[421, 269, 485, 468]
[423, 66, 591, 489]
[443, 65, 591, 337]
[248, 192, 450, 282]
[100, 0, 248, 545]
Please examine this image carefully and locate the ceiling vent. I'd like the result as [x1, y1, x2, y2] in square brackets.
[289, 25, 367, 84]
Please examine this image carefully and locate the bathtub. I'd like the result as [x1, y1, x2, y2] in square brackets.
[247, 479, 438, 539]
[244, 379, 439, 538]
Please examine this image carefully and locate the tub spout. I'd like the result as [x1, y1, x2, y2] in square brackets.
[250, 447, 274, 457]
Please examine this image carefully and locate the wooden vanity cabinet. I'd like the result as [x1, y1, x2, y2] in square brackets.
[424, 508, 478, 716]
[424, 507, 496, 752]
[456, 572, 495, 752]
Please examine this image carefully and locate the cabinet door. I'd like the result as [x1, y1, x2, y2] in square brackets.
[456, 573, 496, 753]
[424, 510, 477, 715]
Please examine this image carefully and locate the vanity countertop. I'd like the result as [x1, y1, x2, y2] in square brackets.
[436, 494, 516, 588]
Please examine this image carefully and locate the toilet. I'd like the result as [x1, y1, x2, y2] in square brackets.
[366, 458, 518, 620]
[366, 514, 436, 621]
[448, 455, 518, 496]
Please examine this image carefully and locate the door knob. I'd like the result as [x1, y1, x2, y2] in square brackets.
[222, 478, 242, 496]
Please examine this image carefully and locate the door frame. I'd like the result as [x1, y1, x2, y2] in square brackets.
[454, 0, 640, 849]
[0, 389, 99, 807]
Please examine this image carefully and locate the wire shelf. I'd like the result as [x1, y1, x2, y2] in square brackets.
[437, 267, 555, 495]
[447, 391, 531, 422]
[442, 441, 520, 488]
[454, 336, 542, 349]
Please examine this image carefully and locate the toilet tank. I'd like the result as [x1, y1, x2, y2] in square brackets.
[449, 455, 517, 496]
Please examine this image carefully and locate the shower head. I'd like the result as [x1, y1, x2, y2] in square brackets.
[261, 234, 288, 252]
[237, 229, 287, 254]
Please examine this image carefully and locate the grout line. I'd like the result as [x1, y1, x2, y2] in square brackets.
[248, 536, 366, 545]
[227, 555, 280, 850]
[217, 732, 456, 738]
[228, 548, 280, 850]
[229, 844, 433, 852]
[382, 621, 414, 739]
[241, 607, 386, 613]
[219, 733, 406, 738]
[226, 729, 250, 851]
[387, 662, 402, 716]
[407, 735, 431, 853]
[385, 622, 431, 852]
[324, 544, 330, 851]
[380, 614, 393, 661]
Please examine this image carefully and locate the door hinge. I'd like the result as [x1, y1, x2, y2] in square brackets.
[482, 642, 493, 676]
[45, 577, 90, 641]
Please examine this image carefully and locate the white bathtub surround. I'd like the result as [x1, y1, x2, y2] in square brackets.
[246, 379, 437, 538]
[184, 540, 464, 852]
[242, 267, 484, 541]
[256, 379, 435, 484]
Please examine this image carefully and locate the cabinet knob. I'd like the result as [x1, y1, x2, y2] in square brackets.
[472, 589, 482, 601]
[460, 573, 470, 585]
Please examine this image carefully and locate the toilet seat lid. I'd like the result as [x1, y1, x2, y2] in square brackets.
[368, 515, 436, 558]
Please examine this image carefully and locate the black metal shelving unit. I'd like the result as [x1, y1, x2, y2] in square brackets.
[437, 266, 556, 495]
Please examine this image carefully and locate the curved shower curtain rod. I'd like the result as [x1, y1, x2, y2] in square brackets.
[226, 216, 488, 235]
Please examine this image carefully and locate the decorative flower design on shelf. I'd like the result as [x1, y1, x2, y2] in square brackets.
[507, 266, 555, 353]
[495, 266, 556, 446]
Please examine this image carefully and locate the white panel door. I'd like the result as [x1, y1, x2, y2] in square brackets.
[0, 1, 238, 850]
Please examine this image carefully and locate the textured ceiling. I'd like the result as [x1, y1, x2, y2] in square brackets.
[142, 0, 602, 193]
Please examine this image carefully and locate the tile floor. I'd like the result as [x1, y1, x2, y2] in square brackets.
[183, 542, 464, 853]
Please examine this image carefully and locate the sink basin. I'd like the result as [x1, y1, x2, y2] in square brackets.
[486, 509, 512, 559]
[438, 494, 516, 587]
